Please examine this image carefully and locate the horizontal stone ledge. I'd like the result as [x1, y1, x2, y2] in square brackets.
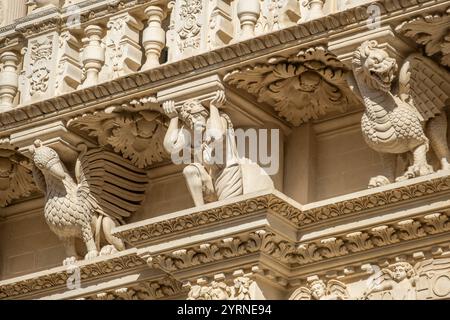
[0, 249, 147, 300]
[113, 171, 450, 247]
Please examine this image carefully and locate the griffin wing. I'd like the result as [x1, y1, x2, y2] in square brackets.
[397, 53, 450, 122]
[326, 279, 349, 299]
[76, 148, 148, 225]
[289, 286, 311, 300]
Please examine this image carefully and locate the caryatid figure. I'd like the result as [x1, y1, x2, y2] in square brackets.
[163, 91, 245, 206]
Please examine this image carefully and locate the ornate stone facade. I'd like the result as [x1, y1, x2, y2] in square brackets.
[0, 0, 450, 301]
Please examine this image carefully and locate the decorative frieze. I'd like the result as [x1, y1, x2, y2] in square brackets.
[81, 277, 186, 300]
[186, 272, 253, 300]
[0, 252, 146, 299]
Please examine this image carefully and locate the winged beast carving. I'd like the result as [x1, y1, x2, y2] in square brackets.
[30, 140, 148, 265]
[351, 40, 450, 187]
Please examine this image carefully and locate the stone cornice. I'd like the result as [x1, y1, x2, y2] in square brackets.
[114, 172, 450, 247]
[0, 250, 146, 300]
[0, 0, 448, 134]
[143, 207, 450, 276]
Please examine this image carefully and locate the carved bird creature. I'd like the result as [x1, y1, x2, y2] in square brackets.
[351, 40, 450, 187]
[30, 140, 148, 265]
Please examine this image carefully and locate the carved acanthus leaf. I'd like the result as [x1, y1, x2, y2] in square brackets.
[0, 139, 38, 207]
[68, 98, 168, 168]
[225, 46, 352, 126]
[396, 9, 450, 67]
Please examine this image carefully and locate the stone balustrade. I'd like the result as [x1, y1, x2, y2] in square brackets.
[0, 0, 375, 110]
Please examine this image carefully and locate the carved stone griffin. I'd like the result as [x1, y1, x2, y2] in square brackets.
[351, 40, 450, 187]
[30, 140, 148, 265]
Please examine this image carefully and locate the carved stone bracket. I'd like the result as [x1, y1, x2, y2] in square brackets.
[224, 46, 353, 126]
[0, 137, 37, 207]
[396, 8, 450, 67]
[68, 96, 169, 169]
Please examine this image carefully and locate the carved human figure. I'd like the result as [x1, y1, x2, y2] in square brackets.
[187, 281, 231, 300]
[163, 90, 273, 206]
[351, 40, 450, 187]
[363, 262, 417, 300]
[289, 278, 349, 300]
[30, 140, 147, 265]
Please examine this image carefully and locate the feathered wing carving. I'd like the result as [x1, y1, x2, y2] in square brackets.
[30, 140, 149, 265]
[76, 148, 148, 224]
[398, 54, 450, 121]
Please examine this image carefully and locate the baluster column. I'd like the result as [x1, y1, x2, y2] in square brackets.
[237, 0, 260, 40]
[142, 5, 167, 71]
[81, 25, 105, 88]
[0, 52, 20, 111]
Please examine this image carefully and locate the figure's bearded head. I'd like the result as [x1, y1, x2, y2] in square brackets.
[352, 40, 398, 92]
[29, 140, 65, 180]
[180, 100, 209, 130]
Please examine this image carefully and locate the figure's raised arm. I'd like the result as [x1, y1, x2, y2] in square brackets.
[205, 90, 227, 143]
[162, 101, 186, 154]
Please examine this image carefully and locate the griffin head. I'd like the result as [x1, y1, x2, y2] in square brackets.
[29, 140, 66, 180]
[352, 40, 398, 92]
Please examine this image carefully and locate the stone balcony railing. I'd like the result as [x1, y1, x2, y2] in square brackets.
[0, 0, 375, 112]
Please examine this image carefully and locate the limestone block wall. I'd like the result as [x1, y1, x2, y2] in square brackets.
[0, 209, 65, 280]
